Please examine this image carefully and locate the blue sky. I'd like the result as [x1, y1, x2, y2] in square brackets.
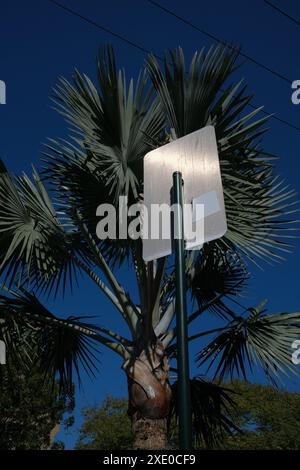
[1, 0, 300, 449]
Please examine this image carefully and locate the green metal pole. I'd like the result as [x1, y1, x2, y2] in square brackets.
[172, 171, 192, 450]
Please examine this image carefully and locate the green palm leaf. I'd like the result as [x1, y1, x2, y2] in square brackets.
[191, 243, 248, 320]
[0, 160, 86, 294]
[196, 301, 300, 383]
[0, 289, 101, 392]
[146, 45, 240, 137]
[146, 46, 299, 265]
[43, 46, 165, 266]
[170, 376, 240, 447]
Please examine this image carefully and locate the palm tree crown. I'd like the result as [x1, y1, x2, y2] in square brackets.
[0, 44, 299, 447]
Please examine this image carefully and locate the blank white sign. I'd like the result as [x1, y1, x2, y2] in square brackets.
[142, 126, 227, 261]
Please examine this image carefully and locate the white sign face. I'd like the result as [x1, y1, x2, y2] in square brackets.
[142, 126, 227, 261]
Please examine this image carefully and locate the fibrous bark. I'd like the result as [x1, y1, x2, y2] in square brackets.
[123, 341, 172, 450]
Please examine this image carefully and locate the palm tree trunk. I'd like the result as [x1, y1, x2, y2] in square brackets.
[123, 342, 172, 450]
[131, 414, 168, 450]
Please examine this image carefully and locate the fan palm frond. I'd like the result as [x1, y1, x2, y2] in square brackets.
[0, 289, 102, 392]
[146, 46, 299, 266]
[146, 45, 240, 137]
[0, 160, 83, 294]
[170, 376, 239, 447]
[43, 46, 165, 266]
[191, 243, 248, 319]
[196, 301, 300, 383]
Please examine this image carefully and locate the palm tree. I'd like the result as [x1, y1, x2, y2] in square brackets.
[0, 45, 299, 450]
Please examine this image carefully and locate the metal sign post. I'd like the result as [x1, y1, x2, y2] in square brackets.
[143, 126, 227, 450]
[172, 171, 192, 450]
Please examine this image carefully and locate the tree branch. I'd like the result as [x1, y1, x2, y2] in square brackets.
[154, 297, 175, 337]
[76, 215, 139, 333]
[9, 308, 132, 359]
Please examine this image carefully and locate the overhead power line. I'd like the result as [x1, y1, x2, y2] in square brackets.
[46, 0, 300, 133]
[264, 0, 300, 27]
[147, 0, 292, 84]
[48, 0, 153, 55]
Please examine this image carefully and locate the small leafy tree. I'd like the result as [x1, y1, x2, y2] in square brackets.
[0, 359, 74, 450]
[76, 397, 132, 450]
[218, 381, 300, 450]
[0, 45, 299, 449]
[76, 383, 300, 450]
